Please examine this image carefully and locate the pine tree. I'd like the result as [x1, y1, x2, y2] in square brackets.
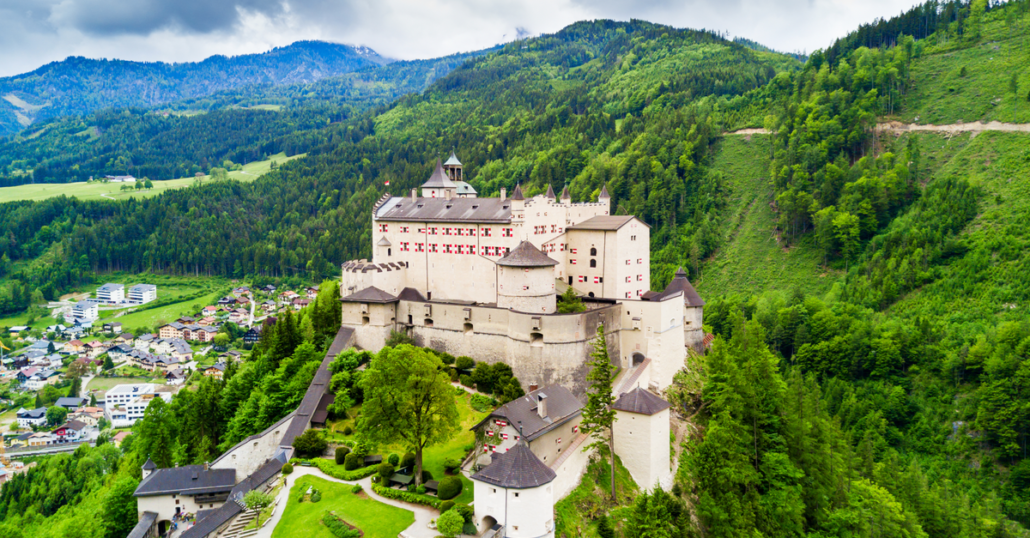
[581, 323, 618, 500]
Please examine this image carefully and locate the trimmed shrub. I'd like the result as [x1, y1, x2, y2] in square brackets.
[407, 484, 416, 492]
[343, 425, 353, 435]
[449, 369, 459, 382]
[454, 356, 474, 370]
[439, 500, 455, 514]
[416, 485, 426, 494]
[311, 490, 322, 503]
[351, 484, 363, 494]
[322, 511, 361, 538]
[306, 458, 378, 481]
[371, 483, 441, 509]
[344, 452, 361, 471]
[443, 457, 462, 474]
[439, 352, 456, 365]
[437, 509, 464, 538]
[335, 446, 349, 465]
[282, 462, 294, 475]
[292, 429, 328, 458]
[459, 374, 473, 387]
[377, 462, 395, 480]
[400, 452, 415, 471]
[388, 453, 399, 466]
[421, 470, 433, 482]
[455, 503, 474, 523]
[437, 476, 463, 500]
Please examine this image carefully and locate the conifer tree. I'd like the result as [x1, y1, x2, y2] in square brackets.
[581, 323, 618, 500]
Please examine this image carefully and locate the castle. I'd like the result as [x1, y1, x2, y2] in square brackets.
[340, 153, 705, 393]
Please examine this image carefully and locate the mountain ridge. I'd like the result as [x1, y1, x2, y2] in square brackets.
[0, 40, 392, 135]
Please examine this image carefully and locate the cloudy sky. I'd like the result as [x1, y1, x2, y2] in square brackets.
[0, 0, 925, 77]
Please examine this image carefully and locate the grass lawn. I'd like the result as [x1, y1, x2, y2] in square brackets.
[0, 152, 305, 204]
[85, 376, 155, 392]
[329, 390, 488, 505]
[271, 475, 413, 538]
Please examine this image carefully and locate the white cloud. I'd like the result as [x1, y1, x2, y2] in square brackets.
[0, 0, 927, 77]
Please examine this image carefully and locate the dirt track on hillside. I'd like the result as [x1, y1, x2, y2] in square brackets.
[727, 121, 1030, 137]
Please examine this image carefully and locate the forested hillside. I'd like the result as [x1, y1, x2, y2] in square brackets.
[3, 2, 1030, 536]
[0, 40, 388, 136]
[0, 49, 489, 185]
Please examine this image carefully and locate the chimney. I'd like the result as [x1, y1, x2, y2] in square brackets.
[444, 188, 453, 200]
[537, 392, 548, 418]
[500, 188, 507, 202]
[203, 462, 209, 471]
[411, 189, 417, 202]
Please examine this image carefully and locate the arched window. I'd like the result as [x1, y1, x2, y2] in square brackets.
[589, 259, 596, 268]
[589, 247, 597, 256]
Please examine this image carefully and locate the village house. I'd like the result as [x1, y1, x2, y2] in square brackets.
[113, 431, 131, 447]
[198, 316, 219, 326]
[305, 287, 319, 298]
[55, 396, 87, 411]
[102, 322, 123, 334]
[25, 369, 61, 390]
[134, 333, 156, 351]
[291, 298, 311, 310]
[70, 406, 104, 427]
[108, 344, 135, 362]
[158, 322, 186, 340]
[16, 407, 47, 429]
[151, 338, 193, 362]
[133, 459, 236, 534]
[278, 290, 298, 305]
[164, 368, 186, 386]
[53, 420, 87, 443]
[261, 300, 277, 313]
[85, 341, 109, 359]
[27, 432, 51, 447]
[228, 309, 249, 324]
[184, 325, 218, 342]
[130, 349, 179, 372]
[115, 333, 135, 345]
[242, 326, 262, 345]
[202, 363, 226, 380]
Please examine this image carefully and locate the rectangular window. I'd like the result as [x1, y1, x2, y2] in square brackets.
[418, 227, 426, 234]
[503, 228, 513, 237]
[430, 228, 438, 235]
[637, 275, 643, 281]
[626, 292, 632, 298]
[626, 276, 631, 283]
[551, 224, 557, 233]
[468, 228, 476, 236]
[429, 244, 438, 253]
[573, 425, 579, 433]
[570, 259, 577, 265]
[626, 260, 631, 265]
[637, 290, 643, 296]
[401, 226, 410, 233]
[570, 248, 577, 254]
[443, 228, 451, 236]
[578, 276, 586, 283]
[482, 228, 492, 237]
[637, 258, 643, 264]
[416, 243, 424, 252]
[468, 245, 475, 255]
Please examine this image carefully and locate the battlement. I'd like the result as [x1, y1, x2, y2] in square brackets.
[342, 260, 408, 273]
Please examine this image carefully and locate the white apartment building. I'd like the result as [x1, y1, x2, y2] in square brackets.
[97, 283, 125, 303]
[128, 284, 158, 304]
[71, 302, 99, 323]
[104, 384, 173, 427]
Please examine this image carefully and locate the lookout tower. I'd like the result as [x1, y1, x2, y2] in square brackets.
[472, 440, 557, 538]
[497, 241, 558, 314]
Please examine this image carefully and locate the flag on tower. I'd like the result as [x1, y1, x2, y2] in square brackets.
[384, 180, 390, 186]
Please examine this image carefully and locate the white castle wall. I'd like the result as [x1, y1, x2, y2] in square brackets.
[614, 407, 671, 491]
[210, 413, 293, 478]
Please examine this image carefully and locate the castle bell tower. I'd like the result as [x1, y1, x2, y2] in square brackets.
[443, 151, 463, 182]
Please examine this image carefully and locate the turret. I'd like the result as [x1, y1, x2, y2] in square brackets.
[443, 151, 463, 182]
[511, 184, 526, 223]
[421, 159, 457, 198]
[142, 457, 156, 479]
[544, 185, 556, 201]
[598, 183, 611, 214]
[496, 241, 557, 314]
[560, 185, 571, 206]
[471, 440, 557, 538]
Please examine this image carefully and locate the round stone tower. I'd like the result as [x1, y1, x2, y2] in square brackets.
[496, 241, 558, 314]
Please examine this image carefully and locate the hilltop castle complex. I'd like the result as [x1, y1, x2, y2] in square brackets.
[341, 153, 705, 393]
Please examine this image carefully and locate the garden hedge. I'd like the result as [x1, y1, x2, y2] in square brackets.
[437, 475, 463, 501]
[371, 483, 441, 509]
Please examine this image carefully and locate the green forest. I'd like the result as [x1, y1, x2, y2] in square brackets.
[2, 0, 1030, 536]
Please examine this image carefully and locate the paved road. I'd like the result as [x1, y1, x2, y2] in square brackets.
[255, 466, 438, 538]
[728, 121, 1030, 137]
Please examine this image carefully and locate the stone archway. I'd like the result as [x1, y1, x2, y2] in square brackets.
[479, 515, 501, 537]
[632, 352, 646, 366]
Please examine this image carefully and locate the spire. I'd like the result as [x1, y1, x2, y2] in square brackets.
[511, 184, 525, 201]
[544, 184, 556, 199]
[560, 185, 571, 200]
[444, 151, 462, 166]
[598, 183, 610, 200]
[422, 159, 456, 188]
[142, 457, 156, 471]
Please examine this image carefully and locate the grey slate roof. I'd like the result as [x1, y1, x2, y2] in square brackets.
[613, 387, 671, 415]
[341, 286, 398, 304]
[471, 441, 556, 489]
[598, 184, 610, 199]
[566, 215, 641, 231]
[421, 159, 456, 188]
[142, 458, 156, 471]
[279, 327, 354, 448]
[472, 384, 582, 441]
[653, 267, 705, 306]
[511, 184, 524, 201]
[455, 181, 477, 195]
[375, 196, 512, 223]
[496, 241, 559, 268]
[134, 465, 236, 497]
[560, 185, 570, 200]
[397, 287, 427, 302]
[56, 396, 87, 409]
[126, 511, 158, 538]
[545, 185, 556, 199]
[180, 501, 243, 538]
